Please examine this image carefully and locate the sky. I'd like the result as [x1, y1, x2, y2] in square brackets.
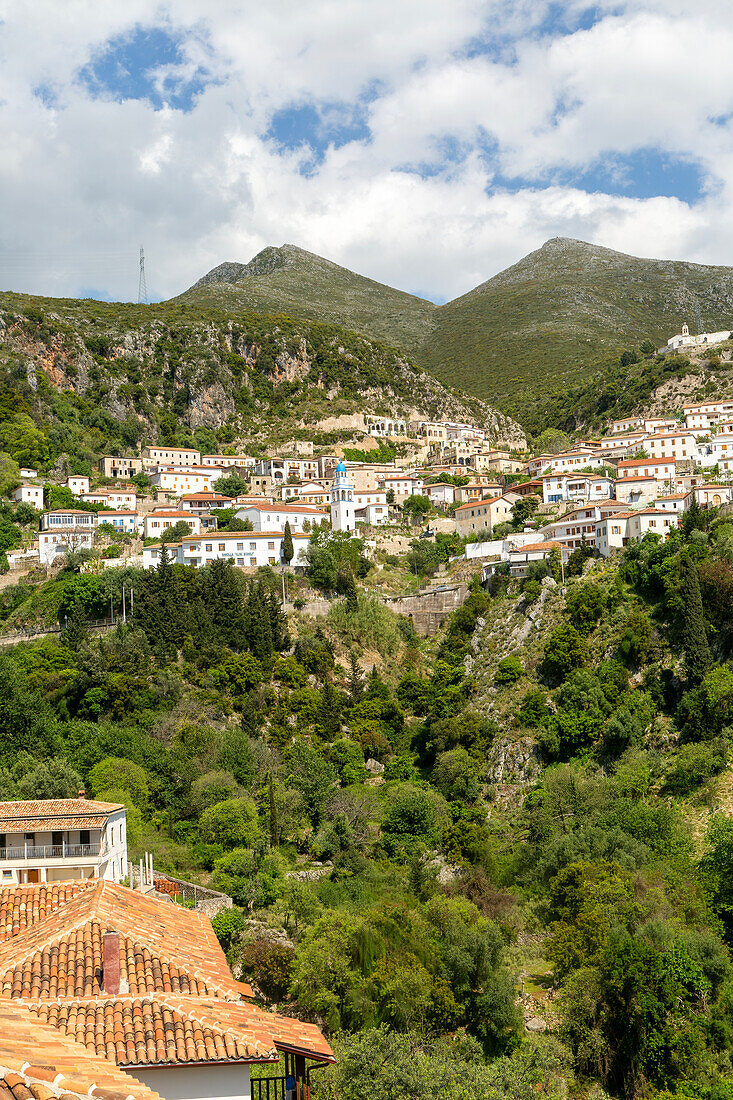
[0, 0, 732, 303]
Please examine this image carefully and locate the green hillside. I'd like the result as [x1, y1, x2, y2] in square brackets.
[181, 244, 437, 353]
[422, 237, 733, 418]
[183, 238, 733, 425]
[0, 291, 523, 475]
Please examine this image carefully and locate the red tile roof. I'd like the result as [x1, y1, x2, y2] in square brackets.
[0, 1001, 158, 1100]
[0, 800, 123, 832]
[0, 882, 334, 1070]
[0, 883, 95, 943]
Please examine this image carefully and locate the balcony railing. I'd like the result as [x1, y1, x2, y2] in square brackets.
[0, 844, 101, 861]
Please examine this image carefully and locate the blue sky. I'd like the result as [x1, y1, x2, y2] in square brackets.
[0, 1, 731, 302]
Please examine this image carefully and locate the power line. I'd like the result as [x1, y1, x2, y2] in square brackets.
[138, 246, 148, 305]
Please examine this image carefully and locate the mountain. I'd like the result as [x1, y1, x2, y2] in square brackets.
[185, 239, 733, 426]
[422, 237, 733, 419]
[182, 244, 436, 353]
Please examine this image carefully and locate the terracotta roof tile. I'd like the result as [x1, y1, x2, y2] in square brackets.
[0, 884, 95, 943]
[0, 1002, 158, 1100]
[0, 801, 123, 833]
[0, 883, 239, 1002]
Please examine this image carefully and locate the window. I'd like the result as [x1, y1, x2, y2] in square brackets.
[268, 541, 275, 550]
[250, 556, 257, 566]
[205, 544, 212, 552]
[218, 543, 225, 551]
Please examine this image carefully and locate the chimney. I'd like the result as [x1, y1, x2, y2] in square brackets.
[78, 788, 86, 800]
[102, 930, 121, 995]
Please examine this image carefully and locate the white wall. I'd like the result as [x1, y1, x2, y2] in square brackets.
[132, 1062, 251, 1100]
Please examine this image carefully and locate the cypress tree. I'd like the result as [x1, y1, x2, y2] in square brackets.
[348, 651, 364, 703]
[269, 774, 279, 848]
[680, 552, 712, 685]
[282, 520, 294, 565]
[320, 678, 341, 739]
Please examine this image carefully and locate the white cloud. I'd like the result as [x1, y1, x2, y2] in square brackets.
[0, 0, 732, 303]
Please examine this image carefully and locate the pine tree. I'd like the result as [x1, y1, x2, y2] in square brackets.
[282, 520, 294, 565]
[245, 581, 273, 660]
[267, 591, 290, 651]
[205, 559, 247, 648]
[680, 552, 712, 684]
[683, 496, 704, 539]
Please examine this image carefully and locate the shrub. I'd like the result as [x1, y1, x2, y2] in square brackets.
[495, 656, 523, 685]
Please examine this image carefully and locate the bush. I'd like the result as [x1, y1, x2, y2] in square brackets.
[541, 624, 586, 684]
[495, 656, 523, 685]
[666, 740, 728, 795]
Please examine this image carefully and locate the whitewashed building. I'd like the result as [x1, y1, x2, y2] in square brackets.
[176, 530, 310, 569]
[541, 473, 615, 504]
[666, 324, 731, 352]
[330, 462, 355, 533]
[11, 483, 43, 508]
[236, 502, 327, 533]
[39, 510, 97, 564]
[66, 475, 90, 495]
[141, 445, 202, 467]
[144, 510, 203, 539]
[0, 797, 127, 885]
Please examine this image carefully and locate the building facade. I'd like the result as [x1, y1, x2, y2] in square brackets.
[0, 798, 127, 885]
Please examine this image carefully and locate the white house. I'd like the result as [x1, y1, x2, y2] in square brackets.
[379, 474, 425, 503]
[65, 475, 90, 495]
[653, 493, 692, 514]
[615, 476, 660, 505]
[541, 474, 615, 504]
[645, 431, 697, 462]
[539, 502, 627, 551]
[694, 484, 733, 508]
[424, 482, 456, 507]
[482, 540, 570, 581]
[610, 417, 644, 433]
[597, 509, 678, 555]
[202, 453, 258, 471]
[0, 797, 127, 885]
[39, 510, 97, 564]
[149, 466, 229, 494]
[256, 457, 322, 483]
[12, 483, 43, 508]
[144, 510, 203, 539]
[19, 467, 38, 479]
[81, 488, 138, 509]
[174, 530, 311, 569]
[353, 489, 388, 526]
[598, 431, 648, 453]
[666, 324, 731, 352]
[236, 502, 327, 533]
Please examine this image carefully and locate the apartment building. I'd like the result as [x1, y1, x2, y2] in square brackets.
[598, 431, 648, 453]
[454, 483, 503, 503]
[201, 453, 258, 471]
[141, 445, 201, 468]
[610, 417, 644, 433]
[470, 450, 525, 474]
[539, 502, 627, 550]
[97, 455, 144, 478]
[454, 495, 514, 536]
[0, 797, 127, 885]
[176, 530, 311, 569]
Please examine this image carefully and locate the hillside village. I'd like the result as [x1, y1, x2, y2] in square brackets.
[7, 384, 733, 590]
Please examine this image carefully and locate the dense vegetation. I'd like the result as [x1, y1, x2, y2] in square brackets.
[0, 293, 513, 472]
[4, 500, 733, 1098]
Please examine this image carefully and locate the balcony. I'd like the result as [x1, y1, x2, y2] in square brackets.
[0, 844, 101, 861]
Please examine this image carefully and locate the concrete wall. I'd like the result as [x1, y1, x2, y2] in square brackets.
[132, 1062, 251, 1100]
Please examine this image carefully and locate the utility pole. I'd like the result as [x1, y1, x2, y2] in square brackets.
[138, 246, 148, 305]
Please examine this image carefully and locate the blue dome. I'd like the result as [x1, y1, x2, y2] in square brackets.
[336, 462, 347, 472]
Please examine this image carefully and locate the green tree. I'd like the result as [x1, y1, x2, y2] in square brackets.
[679, 553, 712, 685]
[200, 797, 260, 850]
[282, 520, 294, 565]
[89, 757, 149, 808]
